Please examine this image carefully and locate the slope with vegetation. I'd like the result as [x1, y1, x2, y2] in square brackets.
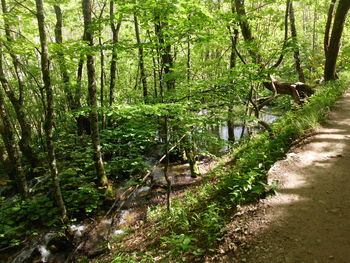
[0, 0, 349, 262]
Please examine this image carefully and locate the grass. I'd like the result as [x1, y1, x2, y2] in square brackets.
[106, 78, 349, 263]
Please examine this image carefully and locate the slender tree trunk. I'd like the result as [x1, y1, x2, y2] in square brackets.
[0, 143, 15, 181]
[154, 17, 175, 90]
[82, 0, 111, 194]
[234, 0, 260, 64]
[324, 0, 350, 81]
[184, 135, 200, 178]
[134, 14, 148, 102]
[35, 0, 67, 222]
[1, 0, 40, 169]
[187, 36, 191, 83]
[163, 116, 171, 211]
[289, 1, 306, 82]
[312, 4, 318, 51]
[0, 49, 28, 198]
[152, 52, 158, 98]
[227, 106, 235, 143]
[324, 0, 337, 57]
[227, 2, 239, 143]
[54, 5, 75, 109]
[99, 34, 106, 128]
[75, 56, 84, 108]
[109, 1, 122, 106]
[271, 0, 290, 69]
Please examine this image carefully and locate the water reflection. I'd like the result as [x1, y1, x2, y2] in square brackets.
[203, 111, 279, 154]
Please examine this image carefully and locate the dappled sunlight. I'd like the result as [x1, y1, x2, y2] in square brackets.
[214, 90, 350, 263]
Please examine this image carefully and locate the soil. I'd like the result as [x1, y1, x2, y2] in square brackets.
[206, 90, 350, 263]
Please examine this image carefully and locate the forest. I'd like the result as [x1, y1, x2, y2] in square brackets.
[0, 0, 349, 262]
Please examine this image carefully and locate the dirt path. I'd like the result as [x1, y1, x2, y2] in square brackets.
[208, 90, 350, 263]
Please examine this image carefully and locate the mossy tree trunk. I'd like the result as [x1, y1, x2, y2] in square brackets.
[0, 52, 28, 198]
[82, 0, 111, 195]
[35, 0, 67, 222]
[1, 0, 40, 170]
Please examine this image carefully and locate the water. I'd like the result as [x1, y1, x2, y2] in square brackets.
[8, 109, 280, 262]
[70, 224, 87, 237]
[203, 110, 279, 154]
[11, 232, 70, 263]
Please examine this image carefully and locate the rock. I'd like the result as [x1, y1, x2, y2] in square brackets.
[11, 247, 41, 263]
[45, 232, 72, 253]
[135, 186, 152, 198]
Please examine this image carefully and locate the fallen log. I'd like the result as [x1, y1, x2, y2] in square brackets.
[263, 80, 315, 104]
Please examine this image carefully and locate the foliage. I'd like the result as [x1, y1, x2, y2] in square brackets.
[0, 0, 349, 259]
[112, 78, 348, 262]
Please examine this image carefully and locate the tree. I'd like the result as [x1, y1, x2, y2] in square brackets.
[109, 1, 122, 106]
[289, 0, 305, 82]
[324, 0, 337, 57]
[1, 0, 40, 169]
[0, 45, 28, 198]
[35, 0, 67, 222]
[324, 0, 350, 81]
[82, 0, 111, 194]
[134, 14, 148, 102]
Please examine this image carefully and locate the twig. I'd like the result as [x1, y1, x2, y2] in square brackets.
[66, 130, 190, 262]
[13, 0, 36, 15]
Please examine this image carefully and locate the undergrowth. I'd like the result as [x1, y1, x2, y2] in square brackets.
[109, 78, 348, 263]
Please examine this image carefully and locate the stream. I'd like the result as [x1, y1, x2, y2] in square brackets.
[5, 111, 279, 263]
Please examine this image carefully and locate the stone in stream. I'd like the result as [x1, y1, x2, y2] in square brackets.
[11, 232, 72, 263]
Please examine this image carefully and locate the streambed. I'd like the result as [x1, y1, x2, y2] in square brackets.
[5, 110, 279, 262]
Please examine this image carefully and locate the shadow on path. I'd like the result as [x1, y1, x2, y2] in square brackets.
[209, 90, 350, 263]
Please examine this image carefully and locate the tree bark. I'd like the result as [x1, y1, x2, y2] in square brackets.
[82, 0, 111, 194]
[35, 0, 67, 222]
[324, 0, 350, 81]
[134, 14, 148, 102]
[99, 34, 106, 128]
[272, 0, 290, 69]
[109, 1, 122, 106]
[289, 1, 306, 83]
[1, 0, 40, 169]
[54, 5, 75, 109]
[184, 135, 200, 178]
[0, 48, 28, 198]
[234, 0, 260, 63]
[324, 0, 337, 57]
[155, 17, 175, 91]
[187, 35, 191, 83]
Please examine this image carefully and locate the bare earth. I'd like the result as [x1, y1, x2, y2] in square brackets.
[207, 90, 350, 263]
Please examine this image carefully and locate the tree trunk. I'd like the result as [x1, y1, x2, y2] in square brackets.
[163, 116, 171, 211]
[1, 0, 40, 169]
[134, 14, 148, 102]
[0, 50, 28, 198]
[54, 5, 75, 109]
[187, 35, 191, 83]
[324, 0, 350, 81]
[272, 0, 290, 69]
[289, 1, 306, 82]
[35, 0, 67, 222]
[184, 135, 200, 178]
[227, 106, 235, 143]
[99, 34, 106, 128]
[234, 0, 260, 63]
[82, 0, 111, 194]
[155, 18, 175, 91]
[227, 1, 239, 143]
[109, 1, 122, 106]
[324, 0, 337, 57]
